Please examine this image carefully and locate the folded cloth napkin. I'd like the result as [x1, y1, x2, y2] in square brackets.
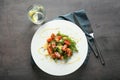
[58, 9, 93, 40]
[31, 9, 93, 66]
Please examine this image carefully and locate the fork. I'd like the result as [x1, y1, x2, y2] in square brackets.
[90, 33, 105, 65]
[73, 14, 105, 65]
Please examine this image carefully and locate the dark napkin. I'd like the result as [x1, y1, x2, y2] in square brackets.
[58, 9, 93, 34]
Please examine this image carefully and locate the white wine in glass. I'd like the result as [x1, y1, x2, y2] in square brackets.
[28, 5, 46, 25]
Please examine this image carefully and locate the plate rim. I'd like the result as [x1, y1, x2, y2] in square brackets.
[31, 20, 88, 76]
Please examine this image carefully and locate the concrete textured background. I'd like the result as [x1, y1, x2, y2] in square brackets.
[0, 0, 120, 80]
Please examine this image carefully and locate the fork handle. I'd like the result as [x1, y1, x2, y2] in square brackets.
[88, 40, 98, 58]
[94, 39, 105, 65]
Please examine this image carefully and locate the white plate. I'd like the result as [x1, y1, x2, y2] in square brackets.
[31, 20, 88, 76]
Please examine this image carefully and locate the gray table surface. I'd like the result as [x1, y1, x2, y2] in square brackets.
[0, 0, 120, 80]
